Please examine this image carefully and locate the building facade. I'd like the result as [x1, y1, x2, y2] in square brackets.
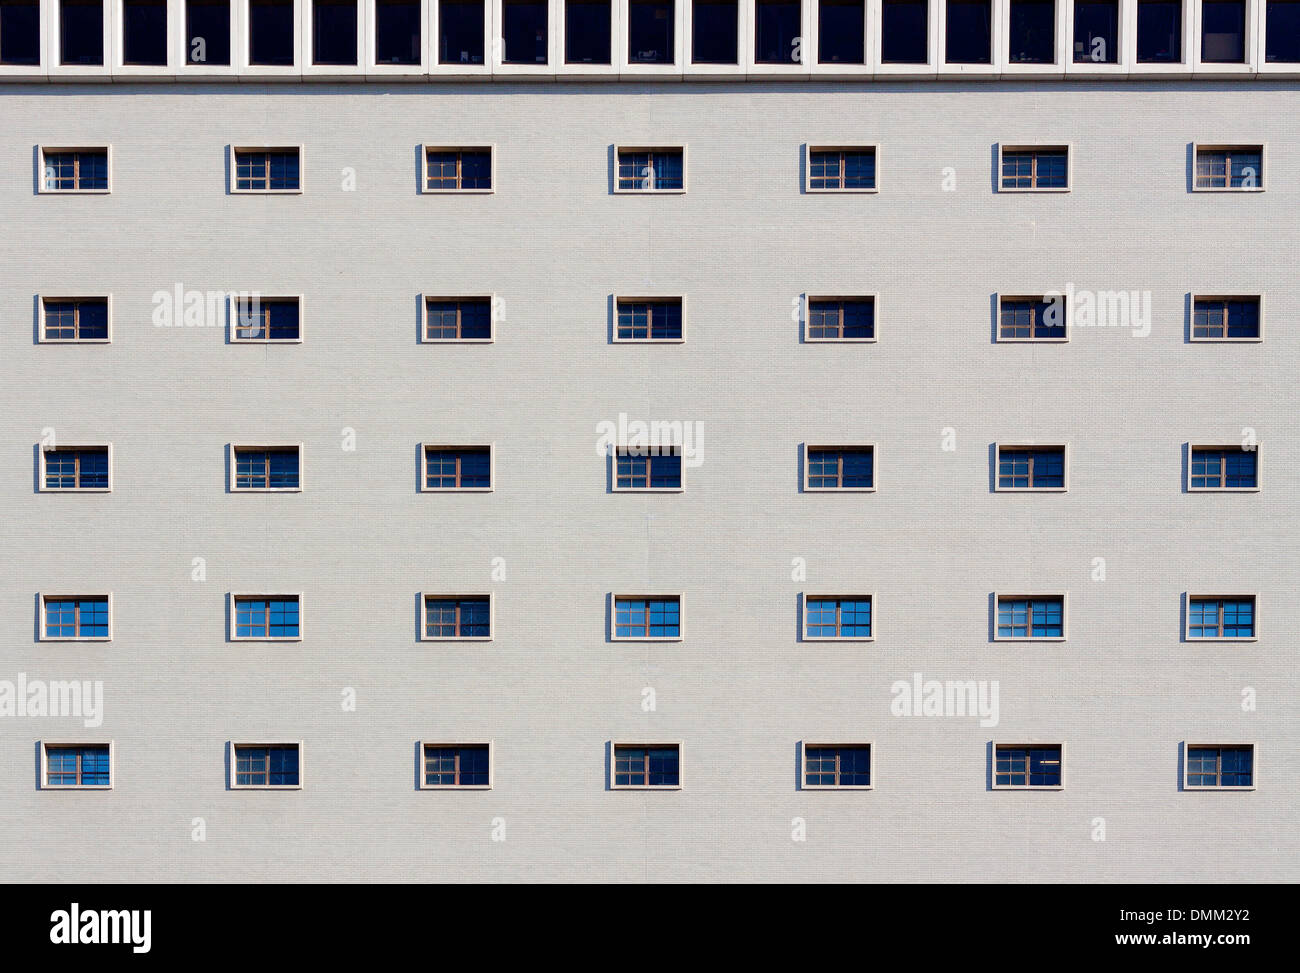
[1, 0, 1297, 882]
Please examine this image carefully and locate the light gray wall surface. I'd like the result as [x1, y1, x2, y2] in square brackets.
[0, 81, 1295, 881]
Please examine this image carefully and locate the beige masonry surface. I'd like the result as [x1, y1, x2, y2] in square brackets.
[0, 81, 1296, 882]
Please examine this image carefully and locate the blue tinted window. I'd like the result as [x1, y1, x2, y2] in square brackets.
[1007, 0, 1054, 63]
[629, 0, 673, 62]
[997, 745, 1060, 786]
[46, 745, 110, 786]
[806, 745, 870, 786]
[1201, 0, 1245, 63]
[617, 300, 682, 340]
[0, 0, 41, 65]
[818, 0, 864, 63]
[691, 0, 737, 63]
[1136, 0, 1180, 62]
[566, 0, 611, 63]
[60, 0, 103, 65]
[186, 0, 231, 64]
[881, 0, 926, 62]
[1073, 0, 1117, 62]
[236, 597, 299, 638]
[236, 745, 299, 786]
[123, 0, 168, 65]
[425, 745, 490, 785]
[312, 0, 357, 64]
[1266, 0, 1300, 62]
[615, 597, 679, 638]
[425, 448, 491, 488]
[375, 0, 419, 63]
[946, 0, 991, 62]
[1188, 746, 1252, 786]
[502, 0, 547, 63]
[249, 0, 294, 65]
[755, 0, 800, 63]
[439, 0, 483, 63]
[1190, 448, 1255, 488]
[998, 597, 1062, 637]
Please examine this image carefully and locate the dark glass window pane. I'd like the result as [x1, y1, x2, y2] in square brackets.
[123, 0, 167, 64]
[1201, 0, 1244, 62]
[1266, 0, 1300, 62]
[502, 0, 547, 62]
[376, 0, 419, 63]
[187, 0, 230, 64]
[755, 0, 799, 63]
[649, 453, 681, 488]
[0, 0, 41, 65]
[313, 0, 357, 64]
[61, 0, 103, 64]
[1072, 0, 1117, 62]
[946, 0, 991, 62]
[691, 0, 736, 63]
[818, 0, 863, 63]
[881, 0, 926, 62]
[440, 0, 484, 63]
[1136, 0, 1180, 62]
[249, 0, 295, 65]
[77, 300, 109, 338]
[1008, 0, 1053, 63]
[629, 0, 673, 62]
[566, 0, 610, 63]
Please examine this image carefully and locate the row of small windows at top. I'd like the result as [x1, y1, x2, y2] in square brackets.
[34, 143, 1271, 196]
[27, 591, 1263, 642]
[29, 742, 1261, 791]
[2, 0, 1299, 68]
[33, 442, 1264, 494]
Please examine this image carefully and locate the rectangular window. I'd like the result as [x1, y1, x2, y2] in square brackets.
[880, 0, 927, 63]
[996, 445, 1066, 489]
[629, 0, 674, 62]
[615, 297, 683, 341]
[999, 146, 1068, 190]
[122, 0, 167, 64]
[41, 446, 110, 491]
[42, 297, 110, 341]
[61, 0, 103, 64]
[1072, 0, 1117, 62]
[1189, 446, 1258, 490]
[40, 148, 110, 192]
[0, 0, 41, 65]
[1187, 596, 1255, 639]
[424, 297, 493, 341]
[803, 744, 871, 788]
[818, 0, 864, 63]
[616, 146, 685, 191]
[1194, 145, 1263, 190]
[566, 0, 611, 62]
[806, 297, 875, 341]
[994, 744, 1063, 788]
[997, 297, 1066, 340]
[232, 743, 301, 787]
[1008, 0, 1054, 63]
[41, 595, 111, 640]
[232, 147, 301, 192]
[1136, 0, 1180, 62]
[312, 0, 357, 64]
[423, 595, 492, 639]
[1201, 0, 1245, 62]
[376, 0, 420, 63]
[755, 0, 800, 63]
[234, 296, 301, 341]
[803, 596, 872, 639]
[232, 446, 301, 490]
[232, 596, 301, 639]
[613, 595, 681, 639]
[421, 744, 491, 787]
[1266, 0, 1300, 62]
[946, 0, 991, 63]
[692, 0, 737, 62]
[1185, 745, 1254, 788]
[43, 744, 111, 788]
[423, 445, 493, 490]
[615, 448, 683, 490]
[996, 595, 1065, 639]
[440, 0, 484, 62]
[186, 0, 230, 64]
[612, 743, 681, 788]
[806, 146, 876, 191]
[804, 445, 874, 491]
[501, 0, 548, 63]
[249, 0, 295, 65]
[423, 146, 493, 191]
[1191, 297, 1261, 340]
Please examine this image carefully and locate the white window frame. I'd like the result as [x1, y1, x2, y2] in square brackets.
[613, 143, 688, 194]
[48, 0, 115, 77]
[1182, 741, 1257, 791]
[1065, 0, 1127, 75]
[800, 592, 875, 641]
[992, 591, 1069, 641]
[1183, 592, 1259, 642]
[803, 143, 880, 193]
[228, 740, 304, 789]
[419, 442, 496, 492]
[238, 0, 303, 76]
[228, 442, 304, 492]
[610, 444, 686, 492]
[36, 145, 113, 194]
[996, 142, 1071, 192]
[745, 0, 813, 74]
[37, 591, 114, 642]
[40, 740, 115, 790]
[609, 592, 685, 641]
[1190, 142, 1266, 192]
[682, 0, 748, 77]
[418, 740, 495, 789]
[420, 592, 495, 641]
[1185, 442, 1261, 492]
[430, 0, 493, 77]
[1193, 0, 1257, 75]
[228, 293, 304, 343]
[1128, 0, 1194, 73]
[492, 0, 562, 74]
[991, 741, 1066, 790]
[111, 0, 182, 75]
[998, 0, 1070, 73]
[802, 442, 877, 493]
[993, 442, 1070, 491]
[364, 0, 428, 75]
[609, 740, 684, 789]
[228, 592, 305, 641]
[799, 740, 874, 789]
[37, 442, 114, 493]
[228, 143, 305, 194]
[419, 142, 496, 193]
[803, 293, 878, 343]
[421, 293, 497, 343]
[874, 0, 941, 76]
[176, 0, 243, 76]
[611, 294, 687, 343]
[938, 0, 1003, 75]
[37, 293, 113, 343]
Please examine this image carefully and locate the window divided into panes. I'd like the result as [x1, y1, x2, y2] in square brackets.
[424, 596, 491, 638]
[1189, 447, 1257, 489]
[613, 744, 680, 787]
[1187, 596, 1254, 638]
[804, 744, 871, 787]
[1192, 297, 1260, 339]
[615, 449, 682, 489]
[616, 298, 683, 340]
[43, 447, 109, 490]
[45, 745, 111, 787]
[424, 446, 492, 489]
[995, 745, 1062, 787]
[996, 596, 1064, 638]
[998, 298, 1066, 340]
[1186, 745, 1253, 787]
[807, 298, 874, 340]
[614, 596, 680, 638]
[43, 596, 110, 639]
[43, 298, 108, 340]
[1194, 146, 1262, 189]
[1000, 147, 1067, 189]
[234, 148, 300, 191]
[425, 298, 492, 340]
[234, 596, 300, 638]
[233, 447, 300, 489]
[42, 149, 108, 190]
[425, 147, 492, 190]
[423, 744, 490, 786]
[806, 446, 873, 490]
[808, 147, 876, 190]
[234, 744, 300, 786]
[997, 446, 1065, 488]
[804, 596, 872, 638]
[616, 147, 684, 190]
